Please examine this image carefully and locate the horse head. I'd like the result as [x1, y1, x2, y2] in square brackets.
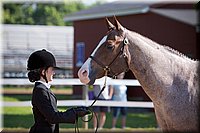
[78, 17, 131, 85]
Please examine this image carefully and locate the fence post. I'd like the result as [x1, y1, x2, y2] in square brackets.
[82, 85, 89, 129]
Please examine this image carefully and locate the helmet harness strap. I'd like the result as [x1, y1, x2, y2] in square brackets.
[41, 67, 49, 83]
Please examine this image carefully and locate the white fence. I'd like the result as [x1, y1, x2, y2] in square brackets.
[2, 78, 154, 108]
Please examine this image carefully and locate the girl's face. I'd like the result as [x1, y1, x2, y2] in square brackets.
[45, 67, 55, 82]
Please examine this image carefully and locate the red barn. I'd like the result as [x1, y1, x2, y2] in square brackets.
[64, 1, 198, 100]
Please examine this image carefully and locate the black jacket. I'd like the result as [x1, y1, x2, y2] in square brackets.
[29, 82, 76, 133]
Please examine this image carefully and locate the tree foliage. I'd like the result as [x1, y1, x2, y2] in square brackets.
[3, 1, 87, 26]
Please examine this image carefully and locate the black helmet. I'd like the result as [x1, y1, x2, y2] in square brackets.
[27, 49, 57, 70]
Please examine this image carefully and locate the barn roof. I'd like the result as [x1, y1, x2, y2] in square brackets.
[64, 0, 197, 26]
[151, 9, 197, 26]
[64, 1, 150, 21]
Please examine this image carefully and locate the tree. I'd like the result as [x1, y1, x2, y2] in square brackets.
[3, 1, 87, 26]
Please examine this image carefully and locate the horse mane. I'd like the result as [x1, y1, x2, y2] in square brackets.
[162, 45, 196, 61]
[129, 30, 197, 62]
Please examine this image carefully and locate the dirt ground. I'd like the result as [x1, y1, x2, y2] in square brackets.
[1, 128, 161, 133]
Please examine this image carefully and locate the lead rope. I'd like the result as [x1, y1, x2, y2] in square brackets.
[74, 37, 130, 133]
[74, 69, 109, 133]
[90, 67, 108, 107]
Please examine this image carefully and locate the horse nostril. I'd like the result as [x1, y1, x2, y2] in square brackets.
[82, 70, 88, 77]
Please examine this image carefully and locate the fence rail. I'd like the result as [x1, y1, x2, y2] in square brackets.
[2, 78, 141, 86]
[3, 100, 154, 108]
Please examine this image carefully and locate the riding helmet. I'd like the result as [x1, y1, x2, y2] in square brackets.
[27, 49, 57, 70]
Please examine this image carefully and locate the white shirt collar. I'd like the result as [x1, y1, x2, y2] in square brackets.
[36, 80, 51, 89]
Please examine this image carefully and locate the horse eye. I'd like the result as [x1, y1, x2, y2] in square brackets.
[106, 44, 114, 50]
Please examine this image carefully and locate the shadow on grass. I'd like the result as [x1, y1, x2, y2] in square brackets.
[3, 112, 157, 129]
[61, 112, 157, 129]
[4, 114, 77, 129]
[3, 114, 34, 128]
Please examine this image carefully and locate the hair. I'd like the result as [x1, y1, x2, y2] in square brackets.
[27, 69, 41, 83]
[28, 67, 50, 83]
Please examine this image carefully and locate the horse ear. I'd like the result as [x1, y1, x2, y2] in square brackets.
[105, 17, 115, 31]
[113, 16, 124, 31]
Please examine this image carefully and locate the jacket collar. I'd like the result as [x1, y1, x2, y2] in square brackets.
[36, 80, 51, 89]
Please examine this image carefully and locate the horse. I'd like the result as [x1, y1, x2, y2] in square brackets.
[78, 17, 199, 132]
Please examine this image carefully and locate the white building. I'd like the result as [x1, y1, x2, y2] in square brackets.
[2, 24, 74, 78]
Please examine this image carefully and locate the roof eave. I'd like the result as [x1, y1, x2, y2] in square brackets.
[151, 9, 197, 26]
[64, 7, 150, 22]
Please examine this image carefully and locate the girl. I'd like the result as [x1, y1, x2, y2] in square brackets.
[27, 49, 89, 133]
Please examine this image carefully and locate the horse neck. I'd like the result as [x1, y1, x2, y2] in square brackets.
[126, 30, 196, 102]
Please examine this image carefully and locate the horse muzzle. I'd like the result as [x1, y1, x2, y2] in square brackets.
[78, 68, 90, 84]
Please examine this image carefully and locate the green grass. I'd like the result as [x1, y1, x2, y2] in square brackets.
[3, 95, 31, 101]
[3, 96, 19, 102]
[2, 87, 157, 131]
[3, 86, 33, 90]
[3, 107, 33, 128]
[3, 94, 74, 102]
[3, 106, 157, 130]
